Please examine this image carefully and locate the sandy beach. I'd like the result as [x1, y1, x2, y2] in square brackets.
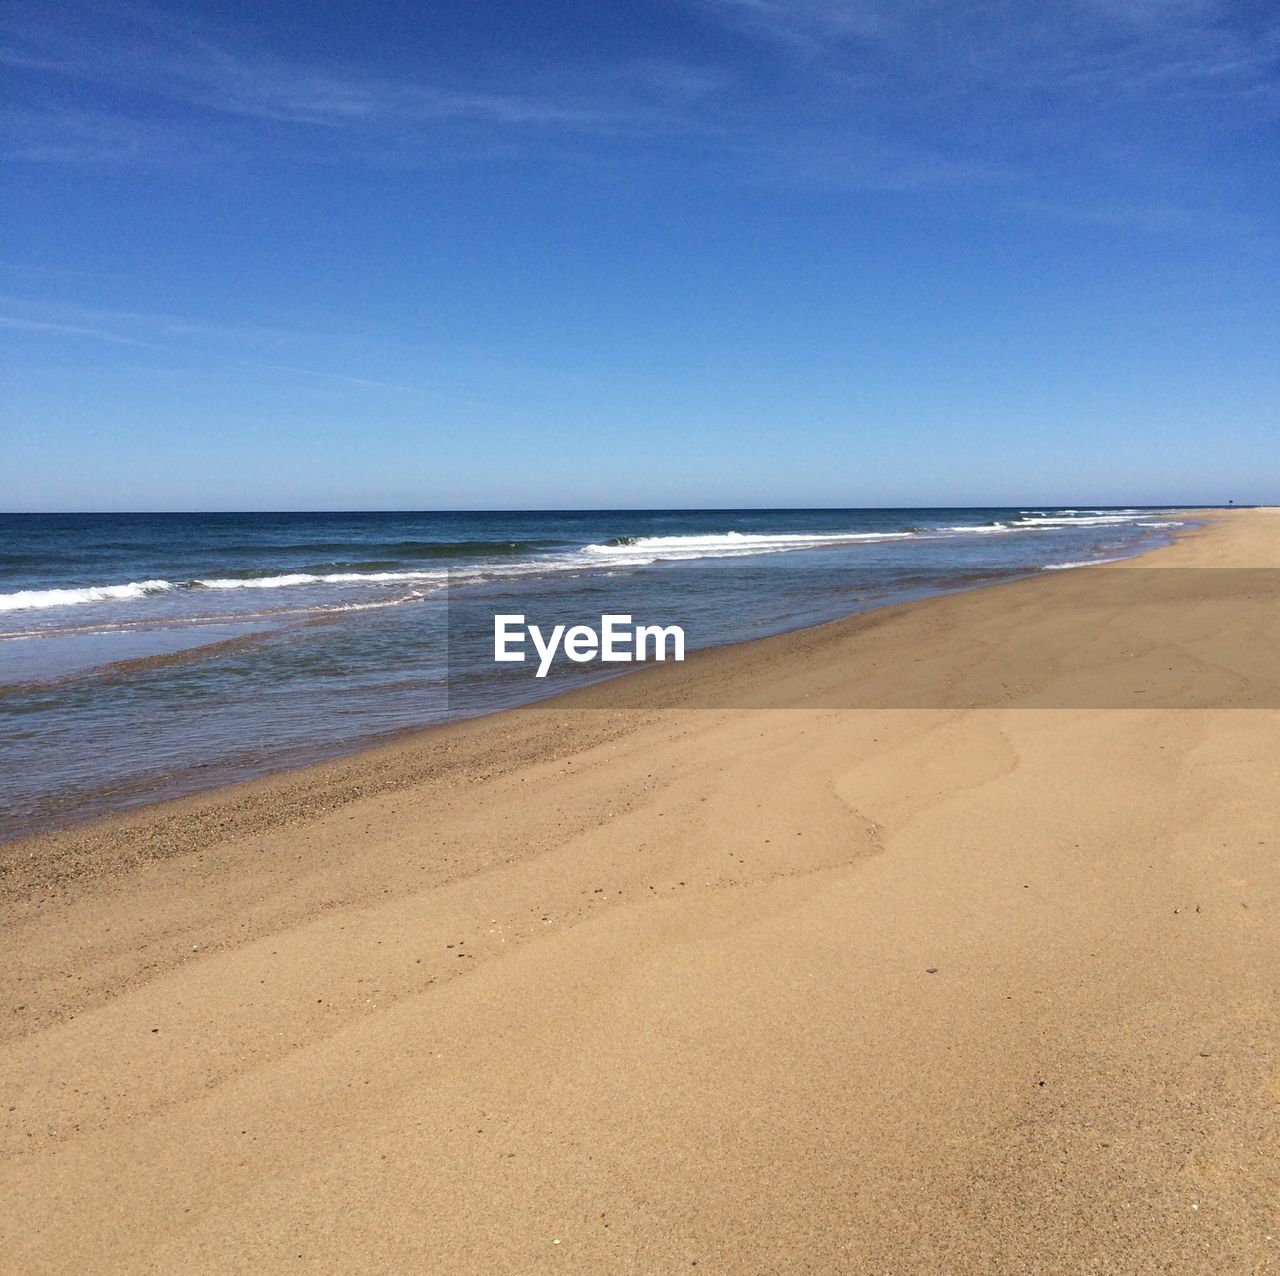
[2, 507, 1277, 1273]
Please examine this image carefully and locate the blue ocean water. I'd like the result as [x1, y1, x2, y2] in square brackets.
[0, 507, 1193, 836]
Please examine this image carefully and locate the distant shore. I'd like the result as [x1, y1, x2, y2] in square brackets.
[2, 507, 1278, 1273]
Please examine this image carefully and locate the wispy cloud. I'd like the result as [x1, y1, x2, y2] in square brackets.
[0, 296, 320, 348]
[696, 0, 892, 51]
[0, 0, 994, 195]
[4, 0, 1275, 231]
[0, 296, 513, 407]
[0, 313, 155, 346]
[698, 0, 1280, 106]
[0, 295, 425, 389]
[241, 361, 421, 393]
[0, 103, 229, 165]
[0, 3, 712, 145]
[685, 0, 1279, 239]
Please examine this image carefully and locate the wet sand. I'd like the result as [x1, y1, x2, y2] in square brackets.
[2, 508, 1278, 1273]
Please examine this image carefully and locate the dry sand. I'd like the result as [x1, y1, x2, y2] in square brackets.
[2, 508, 1278, 1273]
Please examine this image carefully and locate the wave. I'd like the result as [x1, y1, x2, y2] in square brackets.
[590, 517, 1168, 557]
[173, 538, 563, 561]
[585, 530, 917, 559]
[1012, 514, 1156, 528]
[195, 569, 447, 590]
[1021, 509, 1141, 517]
[0, 515, 1188, 613]
[293, 544, 549, 573]
[362, 538, 559, 560]
[0, 580, 175, 612]
[1043, 556, 1134, 570]
[0, 569, 450, 612]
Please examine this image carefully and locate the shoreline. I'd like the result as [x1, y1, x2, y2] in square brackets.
[3, 506, 1277, 1273]
[0, 512, 1206, 847]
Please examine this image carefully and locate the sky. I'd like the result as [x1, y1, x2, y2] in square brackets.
[2, 0, 1278, 510]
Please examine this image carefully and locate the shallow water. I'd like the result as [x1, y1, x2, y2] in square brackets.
[0, 507, 1194, 836]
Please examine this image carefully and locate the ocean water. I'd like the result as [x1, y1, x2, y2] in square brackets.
[0, 507, 1193, 837]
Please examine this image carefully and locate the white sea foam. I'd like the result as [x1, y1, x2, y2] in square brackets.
[1012, 515, 1148, 528]
[0, 513, 1185, 613]
[1043, 556, 1133, 570]
[584, 530, 916, 560]
[1023, 509, 1140, 517]
[0, 570, 448, 611]
[0, 580, 175, 612]
[196, 569, 445, 589]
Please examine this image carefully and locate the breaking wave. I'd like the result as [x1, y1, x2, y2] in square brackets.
[0, 511, 1185, 612]
[586, 530, 917, 559]
[0, 570, 449, 612]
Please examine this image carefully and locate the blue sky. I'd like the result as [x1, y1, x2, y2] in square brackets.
[2, 0, 1277, 510]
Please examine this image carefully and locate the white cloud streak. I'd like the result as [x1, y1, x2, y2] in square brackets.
[3, 1, 1275, 234]
[698, 0, 1279, 106]
[0, 5, 706, 138]
[0, 313, 156, 345]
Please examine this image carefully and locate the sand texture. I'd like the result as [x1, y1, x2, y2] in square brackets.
[2, 509, 1278, 1273]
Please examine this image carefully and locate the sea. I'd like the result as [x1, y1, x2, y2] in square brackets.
[0, 507, 1196, 838]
